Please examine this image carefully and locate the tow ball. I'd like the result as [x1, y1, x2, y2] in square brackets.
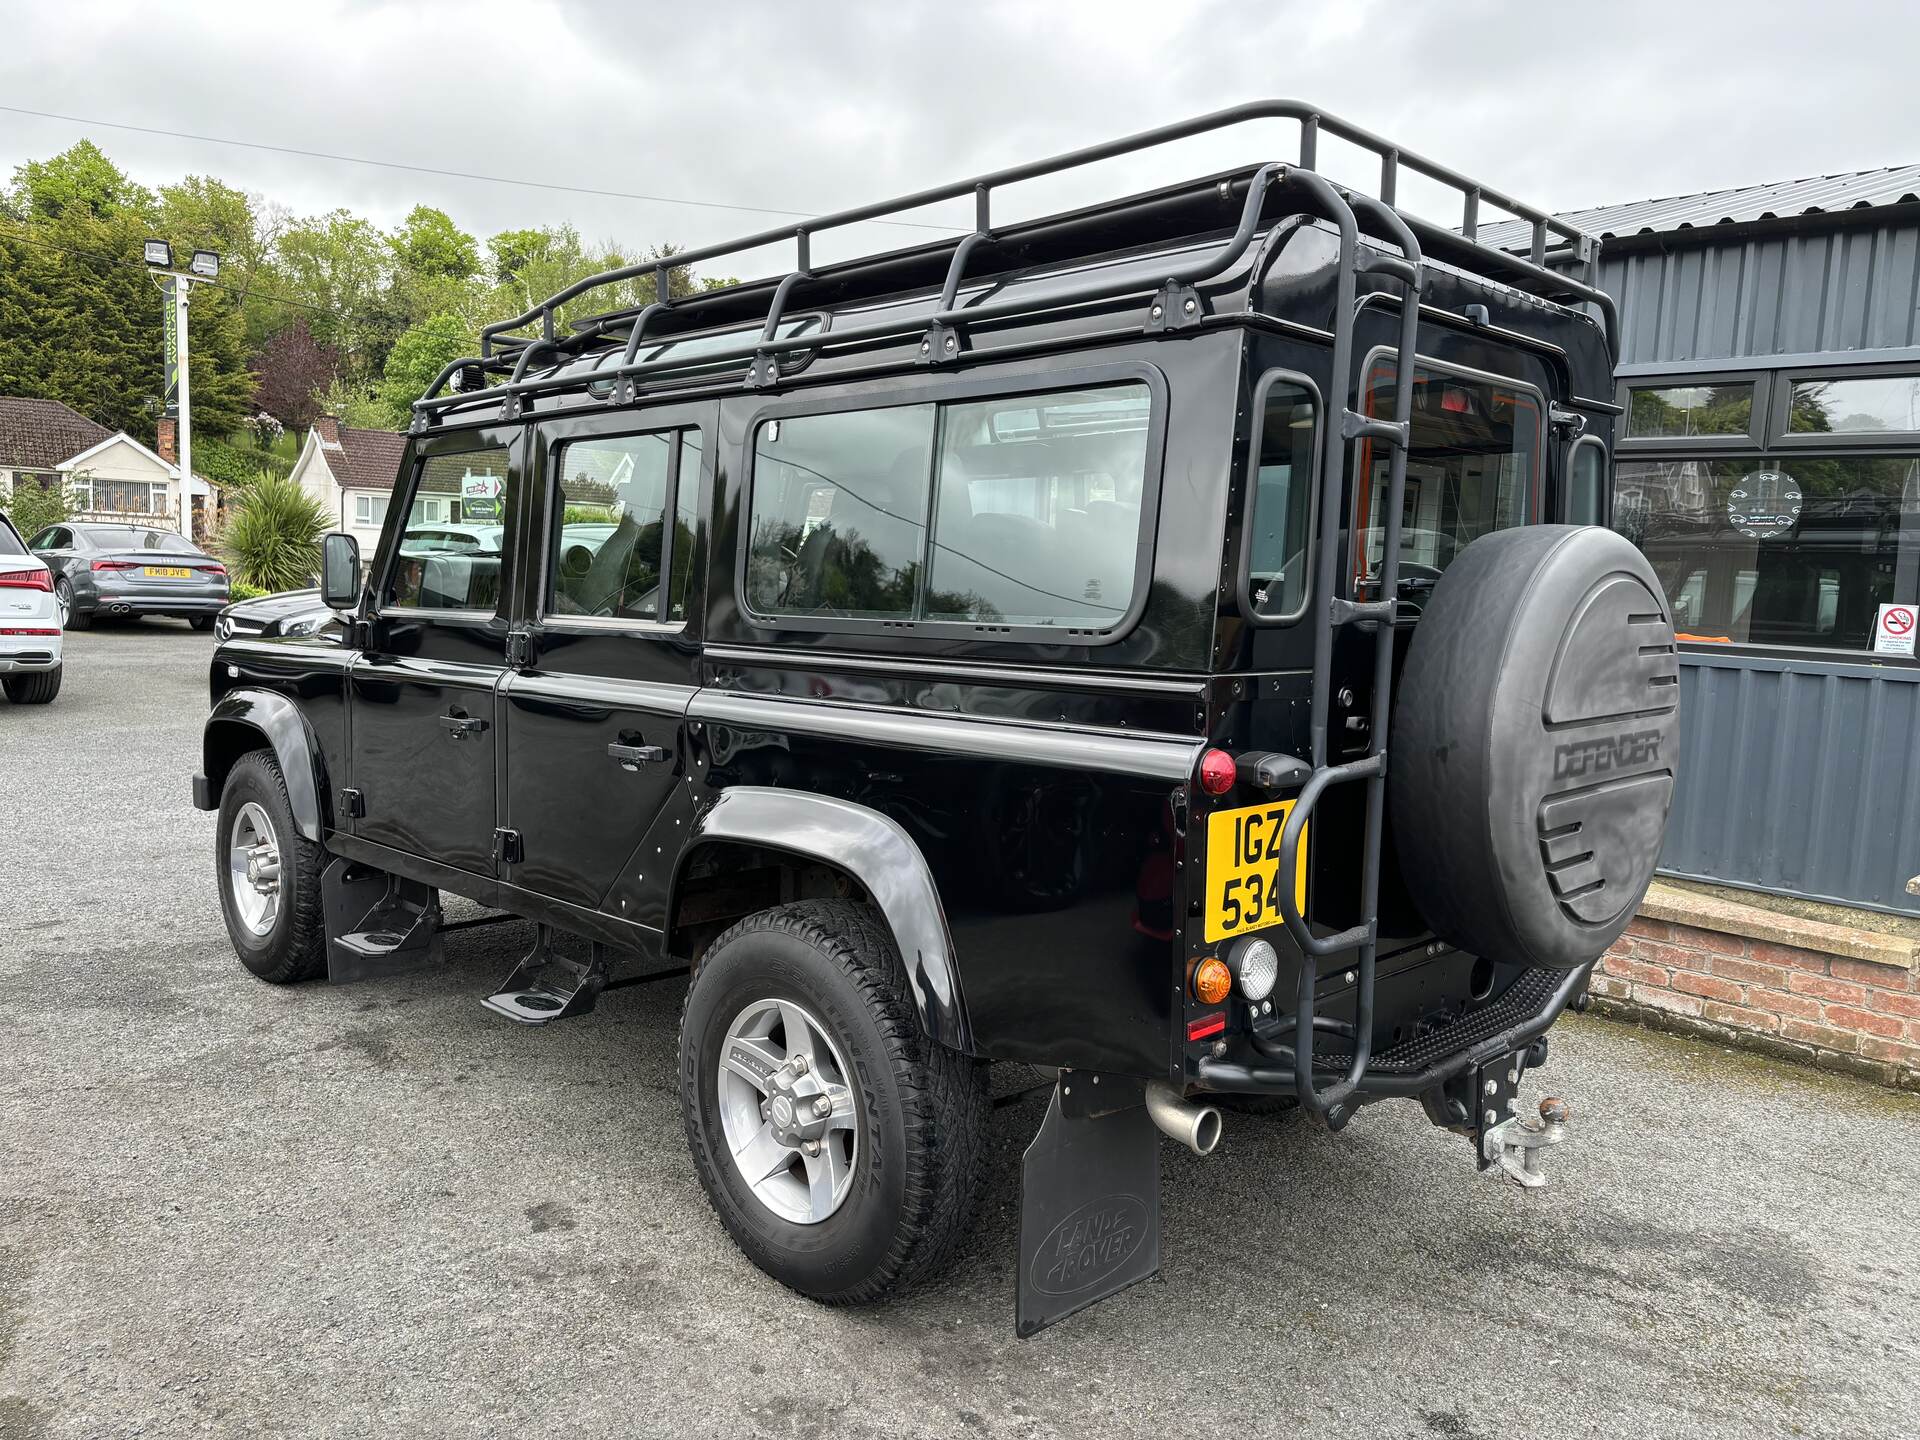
[1482, 1096, 1570, 1189]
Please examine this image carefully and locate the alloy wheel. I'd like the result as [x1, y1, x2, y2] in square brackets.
[716, 997, 859, 1225]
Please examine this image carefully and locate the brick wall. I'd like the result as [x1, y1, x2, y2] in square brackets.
[1594, 915, 1920, 1089]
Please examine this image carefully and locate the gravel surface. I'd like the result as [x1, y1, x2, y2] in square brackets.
[4, 624, 1919, 1439]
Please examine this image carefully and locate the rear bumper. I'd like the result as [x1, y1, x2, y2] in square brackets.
[1194, 964, 1589, 1103]
[82, 594, 227, 617]
[0, 637, 62, 671]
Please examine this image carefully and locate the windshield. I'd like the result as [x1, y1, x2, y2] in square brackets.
[1354, 361, 1542, 609]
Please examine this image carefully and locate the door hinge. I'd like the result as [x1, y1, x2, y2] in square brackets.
[492, 827, 523, 865]
[337, 787, 365, 820]
[506, 630, 534, 669]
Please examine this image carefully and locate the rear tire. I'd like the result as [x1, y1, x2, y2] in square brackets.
[1, 666, 61, 704]
[679, 899, 989, 1304]
[216, 749, 328, 983]
[56, 580, 89, 630]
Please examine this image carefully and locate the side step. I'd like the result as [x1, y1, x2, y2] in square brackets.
[321, 858, 443, 983]
[482, 924, 610, 1025]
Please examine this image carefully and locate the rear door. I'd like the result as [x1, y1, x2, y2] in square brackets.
[348, 428, 522, 877]
[499, 403, 711, 916]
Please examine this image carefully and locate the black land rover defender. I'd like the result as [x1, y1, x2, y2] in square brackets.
[193, 102, 1677, 1335]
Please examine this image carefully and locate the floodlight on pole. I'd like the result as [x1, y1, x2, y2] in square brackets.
[142, 239, 221, 538]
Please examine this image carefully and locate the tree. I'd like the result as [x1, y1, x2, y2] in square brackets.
[378, 312, 472, 423]
[270, 210, 394, 370]
[6, 140, 152, 221]
[252, 318, 339, 430]
[392, 205, 479, 282]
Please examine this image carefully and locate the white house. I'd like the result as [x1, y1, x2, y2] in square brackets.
[0, 397, 216, 534]
[287, 416, 412, 547]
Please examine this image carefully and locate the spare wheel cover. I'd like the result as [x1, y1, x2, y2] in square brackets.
[1388, 525, 1679, 970]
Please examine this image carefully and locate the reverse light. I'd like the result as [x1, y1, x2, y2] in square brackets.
[1198, 748, 1236, 796]
[0, 568, 51, 591]
[1190, 956, 1232, 1005]
[1227, 936, 1279, 1003]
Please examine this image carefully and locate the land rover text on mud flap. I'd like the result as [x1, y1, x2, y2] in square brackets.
[193, 101, 1675, 1336]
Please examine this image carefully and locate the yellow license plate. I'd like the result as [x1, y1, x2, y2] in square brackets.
[1204, 800, 1308, 943]
[143, 566, 192, 579]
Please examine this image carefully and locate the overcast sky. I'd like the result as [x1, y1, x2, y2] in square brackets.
[3, 0, 1917, 280]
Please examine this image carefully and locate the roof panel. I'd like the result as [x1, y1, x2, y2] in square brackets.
[1478, 165, 1920, 252]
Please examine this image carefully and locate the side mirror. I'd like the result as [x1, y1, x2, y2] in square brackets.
[321, 532, 361, 609]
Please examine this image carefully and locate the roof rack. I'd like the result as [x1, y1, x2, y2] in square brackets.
[413, 100, 1616, 428]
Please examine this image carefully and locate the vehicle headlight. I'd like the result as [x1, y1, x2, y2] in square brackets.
[1227, 936, 1279, 1003]
[283, 616, 317, 637]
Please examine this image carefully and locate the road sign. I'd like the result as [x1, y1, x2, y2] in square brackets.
[1874, 602, 1917, 657]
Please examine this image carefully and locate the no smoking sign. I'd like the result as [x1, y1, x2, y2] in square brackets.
[1876, 602, 1917, 657]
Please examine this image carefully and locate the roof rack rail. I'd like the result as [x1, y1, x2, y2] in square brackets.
[413, 100, 1615, 427]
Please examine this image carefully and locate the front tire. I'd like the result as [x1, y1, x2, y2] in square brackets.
[191, 615, 216, 632]
[679, 899, 989, 1304]
[1, 666, 61, 704]
[216, 750, 327, 983]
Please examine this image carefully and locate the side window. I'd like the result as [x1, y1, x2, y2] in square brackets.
[744, 381, 1154, 630]
[748, 405, 935, 620]
[1245, 377, 1318, 619]
[549, 430, 678, 621]
[354, 494, 389, 528]
[1567, 437, 1607, 526]
[667, 432, 702, 623]
[387, 447, 511, 612]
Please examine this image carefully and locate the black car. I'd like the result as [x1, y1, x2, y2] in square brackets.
[190, 101, 1677, 1336]
[214, 588, 338, 642]
[29, 521, 230, 629]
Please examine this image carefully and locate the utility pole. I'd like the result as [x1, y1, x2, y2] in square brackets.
[144, 241, 220, 540]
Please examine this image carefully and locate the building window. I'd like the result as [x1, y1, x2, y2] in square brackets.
[1787, 375, 1920, 435]
[1626, 382, 1755, 440]
[1613, 455, 1920, 651]
[353, 493, 389, 527]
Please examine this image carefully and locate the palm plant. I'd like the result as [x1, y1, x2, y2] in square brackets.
[214, 474, 329, 593]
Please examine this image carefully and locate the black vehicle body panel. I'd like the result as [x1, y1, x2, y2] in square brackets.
[196, 164, 1618, 1093]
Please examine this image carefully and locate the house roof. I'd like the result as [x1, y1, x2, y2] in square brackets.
[319, 425, 411, 492]
[1478, 165, 1920, 252]
[0, 396, 113, 470]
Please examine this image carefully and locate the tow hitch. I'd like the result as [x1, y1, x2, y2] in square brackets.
[1482, 1096, 1570, 1188]
[1421, 1040, 1571, 1188]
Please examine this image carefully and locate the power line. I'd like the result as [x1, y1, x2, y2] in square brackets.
[0, 104, 962, 234]
[0, 221, 362, 322]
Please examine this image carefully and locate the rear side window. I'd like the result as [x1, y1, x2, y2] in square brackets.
[0, 520, 26, 557]
[1353, 360, 1543, 601]
[1245, 377, 1318, 619]
[1567, 437, 1607, 526]
[746, 382, 1154, 632]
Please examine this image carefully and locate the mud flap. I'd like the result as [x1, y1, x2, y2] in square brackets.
[1015, 1075, 1160, 1338]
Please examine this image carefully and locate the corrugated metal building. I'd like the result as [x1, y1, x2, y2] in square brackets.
[1490, 171, 1920, 916]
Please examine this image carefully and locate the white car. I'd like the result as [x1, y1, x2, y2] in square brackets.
[0, 511, 62, 703]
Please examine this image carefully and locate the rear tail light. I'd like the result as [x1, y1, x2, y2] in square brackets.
[1198, 748, 1236, 796]
[198, 562, 228, 577]
[0, 567, 51, 591]
[0, 627, 60, 636]
[92, 559, 138, 572]
[1186, 1012, 1227, 1042]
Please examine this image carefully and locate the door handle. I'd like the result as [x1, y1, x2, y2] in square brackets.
[607, 741, 668, 770]
[440, 712, 489, 740]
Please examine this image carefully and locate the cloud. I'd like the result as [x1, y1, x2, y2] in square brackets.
[2, 0, 1914, 276]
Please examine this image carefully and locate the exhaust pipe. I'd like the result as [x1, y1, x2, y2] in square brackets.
[1144, 1082, 1222, 1156]
[109, 603, 132, 615]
